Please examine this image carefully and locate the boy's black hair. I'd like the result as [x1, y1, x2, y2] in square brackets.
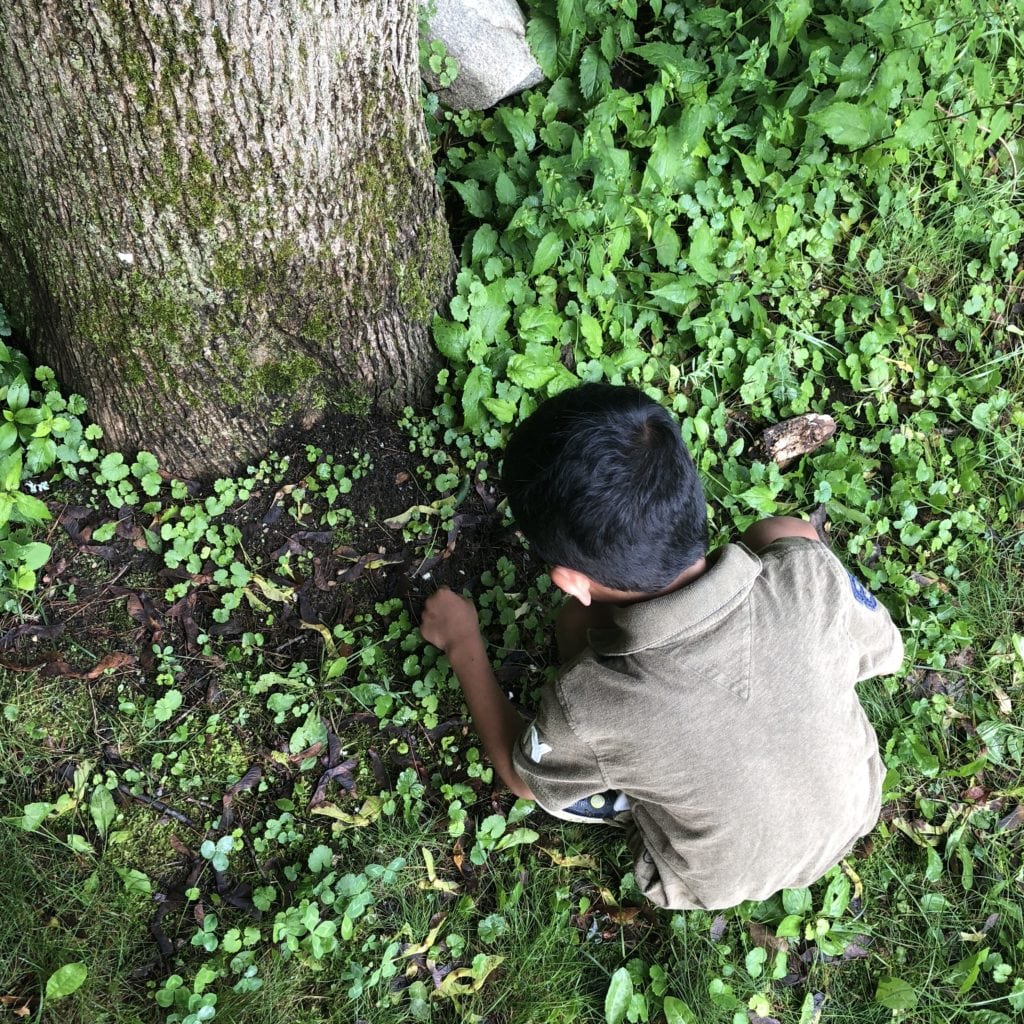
[502, 383, 707, 592]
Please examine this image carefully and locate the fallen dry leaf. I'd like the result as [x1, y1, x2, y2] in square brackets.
[747, 920, 789, 954]
[310, 758, 357, 806]
[85, 651, 139, 679]
[539, 847, 598, 869]
[996, 805, 1024, 831]
[840, 860, 864, 902]
[993, 685, 1012, 716]
[300, 619, 336, 658]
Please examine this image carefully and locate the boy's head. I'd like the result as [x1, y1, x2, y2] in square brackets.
[502, 383, 707, 595]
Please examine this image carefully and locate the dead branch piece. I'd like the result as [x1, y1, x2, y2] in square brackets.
[117, 783, 200, 829]
[761, 414, 837, 469]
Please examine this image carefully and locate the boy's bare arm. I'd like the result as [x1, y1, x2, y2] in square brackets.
[420, 588, 536, 801]
[739, 515, 820, 552]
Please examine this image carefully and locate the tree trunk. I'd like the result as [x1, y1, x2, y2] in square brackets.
[0, 0, 452, 478]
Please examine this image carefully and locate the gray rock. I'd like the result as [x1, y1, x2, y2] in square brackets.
[421, 0, 544, 110]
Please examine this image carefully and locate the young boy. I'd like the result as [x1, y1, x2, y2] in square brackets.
[420, 383, 903, 911]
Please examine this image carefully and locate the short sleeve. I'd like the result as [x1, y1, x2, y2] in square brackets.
[840, 565, 905, 681]
[512, 677, 608, 816]
[760, 537, 905, 683]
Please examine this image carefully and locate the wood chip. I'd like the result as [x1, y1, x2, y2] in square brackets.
[762, 414, 836, 468]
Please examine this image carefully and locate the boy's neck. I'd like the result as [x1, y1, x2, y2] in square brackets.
[592, 555, 709, 607]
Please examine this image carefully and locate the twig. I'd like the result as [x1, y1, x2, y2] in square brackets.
[117, 783, 200, 829]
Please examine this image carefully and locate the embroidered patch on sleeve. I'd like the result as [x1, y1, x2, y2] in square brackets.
[848, 572, 878, 609]
[525, 723, 552, 763]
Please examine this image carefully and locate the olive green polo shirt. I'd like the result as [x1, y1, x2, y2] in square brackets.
[512, 538, 904, 911]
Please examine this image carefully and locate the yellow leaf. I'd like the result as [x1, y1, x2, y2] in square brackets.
[301, 620, 336, 658]
[401, 915, 447, 958]
[419, 847, 459, 892]
[311, 797, 383, 830]
[435, 955, 504, 998]
[840, 860, 864, 901]
[384, 504, 442, 529]
[539, 846, 598, 869]
[250, 575, 295, 603]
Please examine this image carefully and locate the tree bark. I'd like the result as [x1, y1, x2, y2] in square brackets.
[0, 0, 452, 478]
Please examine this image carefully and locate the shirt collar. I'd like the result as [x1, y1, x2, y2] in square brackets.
[587, 544, 763, 656]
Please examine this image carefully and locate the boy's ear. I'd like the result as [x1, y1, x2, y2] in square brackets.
[550, 566, 594, 606]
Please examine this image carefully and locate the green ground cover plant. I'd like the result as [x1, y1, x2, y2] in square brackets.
[2, 0, 1023, 1021]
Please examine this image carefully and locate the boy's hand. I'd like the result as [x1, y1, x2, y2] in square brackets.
[420, 588, 483, 658]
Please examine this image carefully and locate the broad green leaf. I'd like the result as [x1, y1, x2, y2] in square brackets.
[6, 375, 29, 411]
[775, 203, 795, 236]
[628, 44, 706, 83]
[99, 452, 129, 481]
[776, 914, 803, 936]
[468, 279, 512, 347]
[821, 871, 850, 917]
[14, 491, 51, 522]
[579, 44, 608, 100]
[605, 224, 630, 270]
[152, 689, 183, 723]
[451, 180, 492, 218]
[809, 102, 874, 147]
[605, 967, 633, 1024]
[434, 318, 469, 364]
[0, 421, 17, 451]
[532, 232, 564, 277]
[308, 844, 333, 873]
[875, 977, 918, 1010]
[66, 833, 94, 856]
[494, 827, 538, 851]
[735, 149, 765, 186]
[20, 541, 51, 571]
[893, 106, 936, 147]
[578, 314, 603, 357]
[745, 947, 767, 978]
[45, 962, 88, 1001]
[117, 867, 152, 895]
[973, 58, 993, 105]
[508, 348, 560, 389]
[648, 280, 698, 307]
[525, 15, 558, 79]
[1, 449, 22, 490]
[772, 0, 811, 52]
[687, 224, 717, 284]
[950, 947, 988, 995]
[517, 306, 562, 341]
[556, 0, 584, 35]
[860, 0, 902, 41]
[481, 397, 517, 423]
[663, 996, 695, 1024]
[89, 786, 117, 837]
[496, 108, 536, 152]
[471, 224, 499, 264]
[645, 124, 706, 192]
[21, 801, 53, 831]
[462, 365, 493, 430]
[652, 219, 680, 267]
[782, 887, 812, 914]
